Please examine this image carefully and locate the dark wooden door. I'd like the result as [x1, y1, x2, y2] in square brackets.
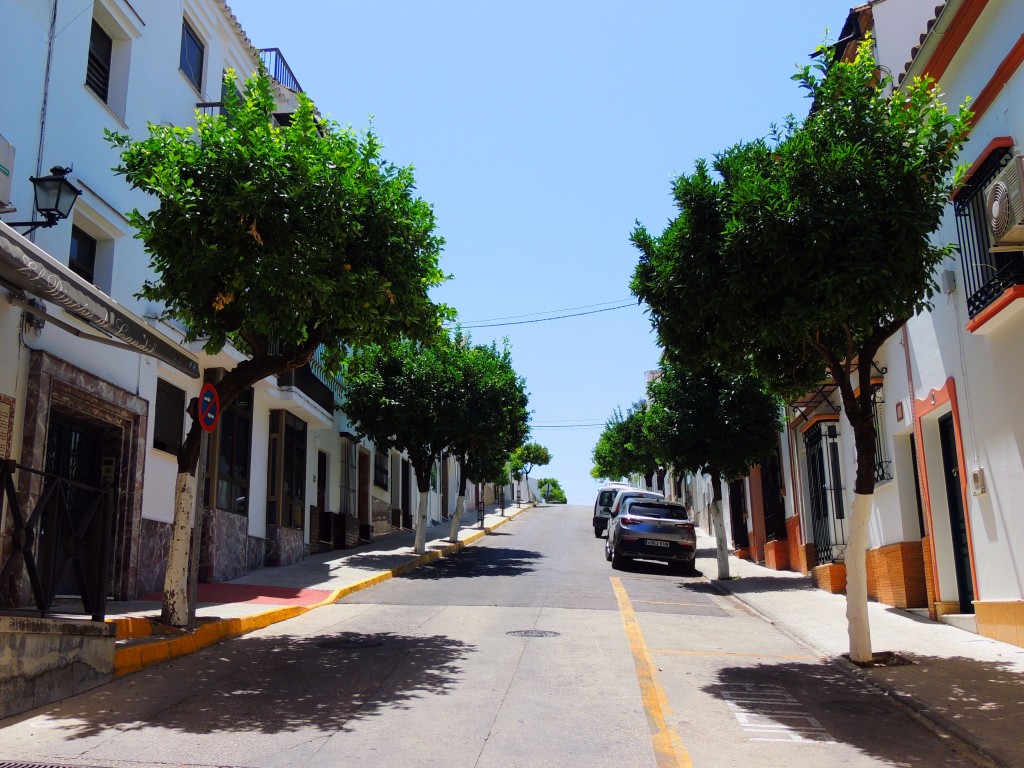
[939, 414, 974, 613]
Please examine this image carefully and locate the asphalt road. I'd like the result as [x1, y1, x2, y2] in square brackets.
[0, 504, 976, 767]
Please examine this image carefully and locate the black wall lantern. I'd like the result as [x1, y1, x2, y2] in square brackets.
[4, 166, 83, 234]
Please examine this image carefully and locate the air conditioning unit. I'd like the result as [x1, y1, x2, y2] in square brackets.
[986, 154, 1024, 251]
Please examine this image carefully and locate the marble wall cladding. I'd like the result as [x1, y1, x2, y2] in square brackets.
[247, 535, 266, 572]
[266, 525, 305, 567]
[136, 517, 172, 597]
[201, 508, 249, 583]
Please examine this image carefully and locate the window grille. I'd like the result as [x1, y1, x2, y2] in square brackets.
[954, 144, 1024, 317]
[872, 386, 892, 483]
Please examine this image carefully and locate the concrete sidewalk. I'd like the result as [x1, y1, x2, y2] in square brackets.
[107, 502, 533, 677]
[695, 530, 1024, 768]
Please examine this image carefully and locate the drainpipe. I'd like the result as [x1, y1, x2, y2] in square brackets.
[33, 1, 60, 240]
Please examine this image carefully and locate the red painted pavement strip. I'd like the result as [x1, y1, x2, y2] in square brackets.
[139, 583, 333, 606]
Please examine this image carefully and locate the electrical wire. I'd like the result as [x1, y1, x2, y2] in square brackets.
[453, 302, 636, 329]
[452, 298, 635, 325]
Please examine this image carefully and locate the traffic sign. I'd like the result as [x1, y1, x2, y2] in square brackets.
[198, 382, 220, 433]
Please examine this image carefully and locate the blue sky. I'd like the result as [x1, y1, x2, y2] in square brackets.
[232, 0, 858, 503]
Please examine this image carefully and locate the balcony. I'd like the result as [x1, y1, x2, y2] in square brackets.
[259, 48, 302, 93]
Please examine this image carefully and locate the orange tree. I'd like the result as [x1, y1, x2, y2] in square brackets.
[109, 69, 447, 627]
[631, 39, 970, 661]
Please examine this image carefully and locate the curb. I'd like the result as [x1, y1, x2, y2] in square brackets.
[113, 505, 532, 677]
[707, 571, 1004, 768]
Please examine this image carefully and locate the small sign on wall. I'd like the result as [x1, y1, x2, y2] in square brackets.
[895, 401, 904, 423]
[0, 393, 13, 460]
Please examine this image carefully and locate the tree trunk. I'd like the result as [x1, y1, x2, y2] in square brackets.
[161, 472, 197, 628]
[846, 492, 873, 663]
[414, 490, 430, 554]
[449, 459, 469, 542]
[709, 466, 730, 579]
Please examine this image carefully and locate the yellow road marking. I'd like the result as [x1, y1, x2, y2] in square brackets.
[611, 576, 692, 768]
[649, 649, 821, 661]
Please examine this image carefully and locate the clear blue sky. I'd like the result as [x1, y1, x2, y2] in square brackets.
[232, 0, 857, 503]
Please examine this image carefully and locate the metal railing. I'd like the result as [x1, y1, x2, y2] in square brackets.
[259, 48, 302, 93]
[0, 460, 112, 621]
[805, 423, 846, 566]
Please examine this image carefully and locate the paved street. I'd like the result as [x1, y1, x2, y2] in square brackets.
[0, 505, 983, 767]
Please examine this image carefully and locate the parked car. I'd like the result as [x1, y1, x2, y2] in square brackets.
[591, 482, 632, 537]
[605, 498, 696, 574]
[594, 487, 664, 538]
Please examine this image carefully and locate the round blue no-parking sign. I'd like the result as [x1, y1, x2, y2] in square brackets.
[199, 382, 220, 433]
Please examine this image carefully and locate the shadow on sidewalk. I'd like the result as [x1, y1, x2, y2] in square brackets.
[10, 631, 476, 738]
[701, 658, 1005, 765]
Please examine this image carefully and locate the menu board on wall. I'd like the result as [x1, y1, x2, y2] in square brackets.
[0, 394, 13, 460]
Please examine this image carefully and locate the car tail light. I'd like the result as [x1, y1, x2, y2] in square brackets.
[620, 517, 640, 526]
[675, 522, 694, 531]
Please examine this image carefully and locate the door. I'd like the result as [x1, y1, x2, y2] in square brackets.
[42, 412, 105, 598]
[938, 413, 974, 613]
[728, 480, 749, 549]
[317, 450, 331, 547]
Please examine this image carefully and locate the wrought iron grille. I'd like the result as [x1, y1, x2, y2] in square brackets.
[954, 145, 1024, 318]
[872, 386, 892, 483]
[0, 460, 113, 621]
[805, 423, 846, 566]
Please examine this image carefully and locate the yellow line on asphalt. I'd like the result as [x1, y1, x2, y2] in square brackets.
[649, 649, 821, 661]
[611, 576, 692, 768]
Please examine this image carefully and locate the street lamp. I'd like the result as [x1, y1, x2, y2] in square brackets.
[4, 166, 83, 234]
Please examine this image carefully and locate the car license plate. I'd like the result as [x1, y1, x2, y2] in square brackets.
[645, 539, 669, 547]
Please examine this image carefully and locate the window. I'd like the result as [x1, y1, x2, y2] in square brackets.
[86, 20, 112, 102]
[954, 142, 1024, 318]
[180, 19, 204, 91]
[374, 448, 389, 489]
[69, 226, 97, 284]
[266, 410, 306, 528]
[153, 379, 185, 455]
[339, 437, 357, 517]
[872, 386, 892, 483]
[211, 389, 252, 515]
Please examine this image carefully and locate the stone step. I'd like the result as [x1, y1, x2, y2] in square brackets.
[939, 613, 978, 634]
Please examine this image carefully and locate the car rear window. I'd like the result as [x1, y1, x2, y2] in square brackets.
[627, 504, 688, 520]
[598, 490, 617, 506]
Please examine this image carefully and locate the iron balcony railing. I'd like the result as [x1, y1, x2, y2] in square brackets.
[259, 48, 302, 93]
[310, 346, 345, 406]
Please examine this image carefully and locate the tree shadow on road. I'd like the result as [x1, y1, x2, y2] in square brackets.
[400, 547, 543, 580]
[700, 655, 1023, 766]
[6, 630, 476, 740]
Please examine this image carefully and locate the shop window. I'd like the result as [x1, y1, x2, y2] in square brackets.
[266, 410, 306, 528]
[211, 389, 252, 515]
[153, 379, 185, 455]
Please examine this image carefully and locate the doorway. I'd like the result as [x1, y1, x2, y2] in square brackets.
[938, 413, 974, 613]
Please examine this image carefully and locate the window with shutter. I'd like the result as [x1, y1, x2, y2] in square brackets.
[154, 379, 185, 455]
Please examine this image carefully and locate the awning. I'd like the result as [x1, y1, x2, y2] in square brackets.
[0, 222, 200, 378]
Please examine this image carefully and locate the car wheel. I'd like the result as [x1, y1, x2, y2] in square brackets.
[679, 561, 697, 576]
[611, 547, 626, 570]
[605, 541, 612, 562]
[594, 526, 602, 538]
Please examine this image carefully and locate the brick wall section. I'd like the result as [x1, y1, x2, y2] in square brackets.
[812, 562, 847, 594]
[922, 536, 937, 619]
[764, 539, 790, 570]
[864, 541, 928, 608]
[976, 601, 1024, 648]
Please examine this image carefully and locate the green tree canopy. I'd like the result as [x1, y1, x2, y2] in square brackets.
[631, 37, 971, 660]
[108, 67, 448, 627]
[535, 478, 567, 504]
[512, 442, 551, 500]
[590, 401, 660, 483]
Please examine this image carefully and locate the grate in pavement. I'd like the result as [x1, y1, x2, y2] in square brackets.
[506, 630, 559, 638]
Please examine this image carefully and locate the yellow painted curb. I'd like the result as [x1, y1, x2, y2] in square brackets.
[114, 504, 534, 677]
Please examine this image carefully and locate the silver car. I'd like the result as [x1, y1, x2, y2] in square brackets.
[605, 498, 696, 574]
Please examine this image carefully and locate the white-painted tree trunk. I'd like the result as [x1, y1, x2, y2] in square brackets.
[846, 492, 874, 663]
[711, 498, 730, 580]
[161, 472, 196, 628]
[414, 492, 429, 554]
[448, 495, 465, 542]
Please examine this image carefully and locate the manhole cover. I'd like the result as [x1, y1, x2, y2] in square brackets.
[822, 699, 891, 715]
[506, 629, 560, 638]
[316, 637, 383, 650]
